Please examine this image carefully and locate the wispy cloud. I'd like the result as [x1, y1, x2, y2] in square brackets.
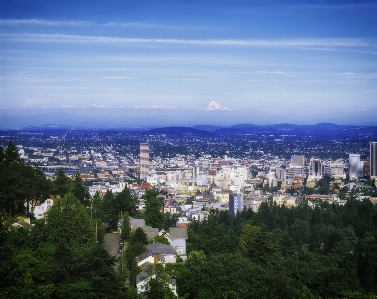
[330, 72, 377, 79]
[0, 19, 214, 31]
[90, 104, 112, 108]
[164, 78, 202, 81]
[102, 21, 214, 31]
[104, 76, 138, 80]
[1, 33, 372, 48]
[0, 19, 93, 26]
[133, 105, 174, 109]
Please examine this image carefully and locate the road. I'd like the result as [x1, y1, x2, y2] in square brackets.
[104, 232, 121, 257]
[103, 232, 123, 274]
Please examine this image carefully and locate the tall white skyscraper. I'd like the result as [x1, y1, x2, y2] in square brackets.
[349, 154, 363, 179]
[139, 143, 149, 181]
[287, 155, 304, 179]
[291, 155, 305, 167]
[371, 142, 377, 178]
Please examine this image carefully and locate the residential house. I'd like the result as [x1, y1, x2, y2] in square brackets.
[136, 243, 178, 268]
[160, 227, 188, 256]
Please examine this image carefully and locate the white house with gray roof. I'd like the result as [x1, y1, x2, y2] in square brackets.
[160, 227, 188, 256]
[137, 243, 177, 267]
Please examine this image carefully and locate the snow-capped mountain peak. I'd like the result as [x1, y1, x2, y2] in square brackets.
[204, 101, 232, 111]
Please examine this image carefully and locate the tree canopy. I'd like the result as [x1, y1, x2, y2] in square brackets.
[144, 189, 164, 230]
[0, 142, 52, 216]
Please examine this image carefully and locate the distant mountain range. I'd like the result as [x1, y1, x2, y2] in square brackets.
[210, 123, 377, 137]
[146, 126, 217, 137]
[19, 123, 377, 137]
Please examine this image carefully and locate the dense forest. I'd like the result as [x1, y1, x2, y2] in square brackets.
[178, 201, 377, 298]
[2, 141, 377, 298]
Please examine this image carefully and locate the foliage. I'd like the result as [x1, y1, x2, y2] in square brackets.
[121, 211, 132, 241]
[163, 212, 180, 231]
[152, 235, 170, 245]
[70, 174, 91, 207]
[0, 143, 52, 216]
[102, 188, 137, 229]
[1, 194, 129, 298]
[46, 193, 95, 249]
[53, 169, 71, 198]
[145, 264, 177, 299]
[182, 200, 377, 298]
[131, 227, 149, 245]
[144, 189, 164, 229]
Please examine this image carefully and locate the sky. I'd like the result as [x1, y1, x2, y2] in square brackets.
[1, 0, 377, 129]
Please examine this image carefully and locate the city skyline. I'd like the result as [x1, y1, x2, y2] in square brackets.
[1, 0, 377, 129]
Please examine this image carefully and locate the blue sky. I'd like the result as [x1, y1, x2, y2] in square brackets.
[1, 0, 377, 129]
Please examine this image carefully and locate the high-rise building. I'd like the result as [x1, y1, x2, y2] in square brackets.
[229, 191, 243, 215]
[193, 165, 202, 179]
[329, 161, 345, 178]
[309, 157, 323, 179]
[291, 155, 305, 167]
[139, 143, 149, 181]
[275, 167, 286, 181]
[286, 167, 304, 179]
[349, 154, 363, 179]
[371, 142, 377, 178]
[287, 155, 304, 179]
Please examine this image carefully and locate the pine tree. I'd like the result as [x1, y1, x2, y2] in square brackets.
[3, 141, 21, 166]
[53, 169, 71, 198]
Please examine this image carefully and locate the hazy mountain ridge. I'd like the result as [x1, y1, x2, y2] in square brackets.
[145, 126, 218, 137]
[214, 123, 377, 137]
[18, 123, 377, 138]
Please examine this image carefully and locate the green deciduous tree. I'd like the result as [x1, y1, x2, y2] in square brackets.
[146, 264, 177, 299]
[46, 193, 95, 249]
[239, 224, 272, 264]
[116, 187, 137, 217]
[144, 189, 164, 229]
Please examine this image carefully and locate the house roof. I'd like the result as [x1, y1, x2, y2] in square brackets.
[169, 227, 188, 239]
[137, 242, 177, 264]
[130, 217, 146, 229]
[143, 226, 159, 240]
[136, 271, 150, 285]
[147, 242, 177, 255]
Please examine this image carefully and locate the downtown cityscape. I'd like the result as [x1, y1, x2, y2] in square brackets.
[1, 124, 377, 297]
[1, 0, 377, 298]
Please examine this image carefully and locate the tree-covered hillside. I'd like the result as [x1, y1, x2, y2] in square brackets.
[176, 201, 377, 298]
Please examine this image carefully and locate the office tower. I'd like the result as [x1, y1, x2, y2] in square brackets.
[193, 165, 202, 179]
[371, 142, 377, 178]
[229, 191, 243, 215]
[196, 171, 207, 186]
[275, 167, 286, 181]
[286, 167, 304, 179]
[287, 155, 304, 179]
[309, 157, 323, 178]
[349, 154, 363, 179]
[329, 161, 344, 178]
[291, 155, 305, 167]
[139, 143, 149, 181]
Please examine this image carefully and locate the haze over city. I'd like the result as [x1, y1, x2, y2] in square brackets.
[1, 0, 377, 129]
